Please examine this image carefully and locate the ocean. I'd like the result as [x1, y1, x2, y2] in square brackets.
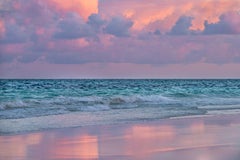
[1, 79, 240, 134]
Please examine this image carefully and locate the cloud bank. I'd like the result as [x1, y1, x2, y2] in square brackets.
[0, 0, 240, 78]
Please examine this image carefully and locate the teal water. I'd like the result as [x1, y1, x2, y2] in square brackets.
[1, 79, 240, 133]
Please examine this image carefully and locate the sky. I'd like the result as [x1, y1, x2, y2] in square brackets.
[0, 0, 240, 78]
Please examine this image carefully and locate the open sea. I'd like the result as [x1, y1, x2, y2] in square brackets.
[1, 79, 240, 134]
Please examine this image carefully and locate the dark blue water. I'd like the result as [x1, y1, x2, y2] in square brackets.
[1, 79, 240, 133]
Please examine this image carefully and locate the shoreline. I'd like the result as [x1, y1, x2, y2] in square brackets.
[1, 112, 240, 135]
[1, 113, 240, 159]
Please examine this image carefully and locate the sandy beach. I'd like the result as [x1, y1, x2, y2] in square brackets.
[0, 114, 240, 160]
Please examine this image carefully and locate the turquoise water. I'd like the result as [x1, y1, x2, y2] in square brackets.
[1, 79, 240, 133]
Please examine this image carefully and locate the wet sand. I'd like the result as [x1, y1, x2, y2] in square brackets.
[0, 114, 240, 160]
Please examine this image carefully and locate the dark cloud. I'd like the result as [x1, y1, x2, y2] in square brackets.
[87, 13, 105, 31]
[203, 20, 231, 34]
[54, 13, 94, 39]
[168, 13, 240, 35]
[203, 12, 240, 35]
[19, 0, 50, 26]
[137, 31, 160, 40]
[0, 0, 15, 17]
[1, 0, 54, 27]
[54, 13, 106, 40]
[154, 29, 161, 35]
[104, 16, 133, 37]
[169, 16, 193, 35]
[0, 23, 29, 44]
[0, 0, 56, 44]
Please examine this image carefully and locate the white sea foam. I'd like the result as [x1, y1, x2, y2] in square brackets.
[81, 105, 111, 111]
[0, 95, 175, 110]
[0, 100, 27, 109]
[199, 104, 240, 110]
[1, 95, 240, 120]
[0, 106, 205, 134]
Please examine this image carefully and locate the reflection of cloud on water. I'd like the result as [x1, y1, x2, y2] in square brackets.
[49, 134, 99, 159]
[0, 133, 42, 159]
[125, 125, 176, 158]
[1, 116, 240, 160]
[122, 120, 240, 159]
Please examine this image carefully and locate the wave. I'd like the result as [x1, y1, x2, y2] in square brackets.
[0, 95, 174, 109]
[0, 104, 207, 134]
[1, 94, 240, 119]
[0, 100, 28, 110]
[1, 95, 240, 110]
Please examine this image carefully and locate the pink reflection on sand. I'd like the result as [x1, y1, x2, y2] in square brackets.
[125, 125, 176, 158]
[190, 121, 205, 134]
[0, 115, 240, 159]
[49, 134, 99, 159]
[121, 118, 240, 159]
[0, 133, 42, 159]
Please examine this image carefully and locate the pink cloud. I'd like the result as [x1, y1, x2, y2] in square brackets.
[48, 0, 98, 20]
[99, 0, 240, 32]
[0, 20, 5, 38]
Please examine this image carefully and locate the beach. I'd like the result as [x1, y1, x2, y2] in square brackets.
[1, 0, 240, 158]
[1, 114, 240, 160]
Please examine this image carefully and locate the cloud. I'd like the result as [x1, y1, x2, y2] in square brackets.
[0, 0, 56, 44]
[99, 0, 176, 31]
[48, 0, 98, 20]
[168, 16, 193, 35]
[0, 20, 5, 38]
[0, 0, 240, 67]
[2, 0, 54, 27]
[43, 34, 240, 65]
[19, 0, 51, 26]
[0, 0, 13, 16]
[104, 16, 133, 37]
[0, 22, 29, 44]
[203, 12, 240, 34]
[1, 33, 240, 65]
[167, 11, 240, 35]
[182, 35, 240, 64]
[87, 13, 105, 31]
[190, 0, 240, 30]
[99, 0, 240, 32]
[54, 13, 94, 39]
